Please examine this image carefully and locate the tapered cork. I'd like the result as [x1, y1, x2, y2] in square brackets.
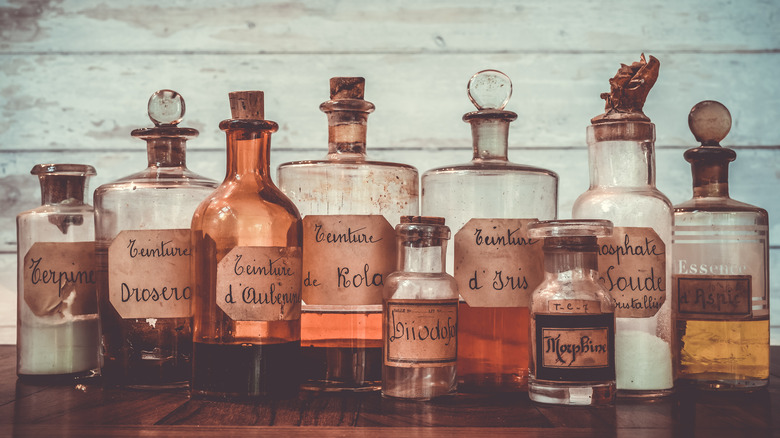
[229, 91, 264, 119]
[330, 77, 365, 100]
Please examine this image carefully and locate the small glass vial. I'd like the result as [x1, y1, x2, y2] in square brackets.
[382, 216, 458, 400]
[94, 90, 218, 388]
[191, 91, 303, 399]
[673, 101, 770, 391]
[421, 70, 558, 392]
[277, 78, 418, 391]
[17, 164, 99, 380]
[572, 55, 674, 398]
[527, 220, 616, 406]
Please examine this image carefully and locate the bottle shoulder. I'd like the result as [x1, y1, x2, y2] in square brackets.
[94, 167, 218, 196]
[278, 158, 418, 174]
[674, 197, 768, 217]
[422, 160, 558, 180]
[192, 180, 301, 227]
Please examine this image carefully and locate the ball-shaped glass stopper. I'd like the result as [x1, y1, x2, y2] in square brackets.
[148, 89, 185, 126]
[688, 100, 731, 145]
[467, 69, 512, 110]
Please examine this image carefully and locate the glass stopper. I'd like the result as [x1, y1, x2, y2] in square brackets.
[467, 70, 512, 110]
[148, 89, 185, 126]
[688, 100, 731, 146]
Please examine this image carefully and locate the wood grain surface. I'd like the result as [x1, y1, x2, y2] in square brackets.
[0, 0, 778, 344]
[0, 345, 776, 437]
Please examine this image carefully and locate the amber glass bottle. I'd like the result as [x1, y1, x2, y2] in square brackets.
[191, 91, 303, 399]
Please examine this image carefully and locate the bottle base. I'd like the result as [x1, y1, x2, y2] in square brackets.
[617, 387, 674, 399]
[300, 342, 382, 392]
[676, 375, 769, 392]
[18, 368, 100, 385]
[529, 380, 615, 406]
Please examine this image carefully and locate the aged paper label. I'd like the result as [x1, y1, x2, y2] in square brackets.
[108, 229, 192, 319]
[23, 242, 97, 317]
[535, 313, 615, 381]
[676, 275, 751, 318]
[384, 299, 458, 368]
[302, 215, 395, 306]
[547, 300, 602, 314]
[454, 218, 544, 308]
[596, 227, 666, 318]
[216, 246, 302, 321]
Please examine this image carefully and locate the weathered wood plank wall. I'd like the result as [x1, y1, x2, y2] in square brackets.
[1, 0, 778, 344]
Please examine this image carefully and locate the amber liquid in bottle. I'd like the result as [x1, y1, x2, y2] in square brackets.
[191, 91, 302, 399]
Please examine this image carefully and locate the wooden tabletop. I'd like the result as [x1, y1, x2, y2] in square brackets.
[1, 345, 777, 437]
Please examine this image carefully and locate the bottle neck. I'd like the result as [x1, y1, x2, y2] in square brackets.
[691, 161, 730, 198]
[223, 126, 273, 181]
[587, 122, 656, 188]
[38, 175, 89, 205]
[399, 241, 447, 273]
[542, 236, 600, 280]
[322, 99, 373, 160]
[470, 118, 510, 161]
[146, 138, 187, 168]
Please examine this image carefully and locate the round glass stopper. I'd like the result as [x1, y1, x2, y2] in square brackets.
[467, 70, 512, 110]
[148, 89, 185, 126]
[688, 100, 731, 146]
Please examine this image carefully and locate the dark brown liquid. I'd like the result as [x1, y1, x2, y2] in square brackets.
[301, 340, 382, 390]
[192, 341, 301, 399]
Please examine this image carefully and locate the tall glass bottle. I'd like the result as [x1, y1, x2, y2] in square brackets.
[94, 90, 218, 388]
[527, 220, 616, 406]
[673, 100, 769, 391]
[277, 77, 418, 391]
[382, 216, 458, 400]
[572, 55, 674, 397]
[191, 91, 303, 399]
[421, 70, 558, 392]
[17, 164, 99, 380]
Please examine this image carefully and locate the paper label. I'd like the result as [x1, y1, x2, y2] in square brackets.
[216, 246, 302, 321]
[108, 229, 192, 319]
[676, 275, 751, 318]
[23, 242, 97, 317]
[547, 300, 602, 314]
[535, 313, 615, 381]
[454, 218, 544, 308]
[596, 227, 666, 318]
[302, 215, 395, 306]
[384, 299, 458, 368]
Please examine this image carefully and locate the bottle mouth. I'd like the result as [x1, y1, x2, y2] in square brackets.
[587, 120, 655, 143]
[396, 216, 450, 244]
[320, 99, 375, 114]
[30, 163, 96, 177]
[462, 109, 517, 123]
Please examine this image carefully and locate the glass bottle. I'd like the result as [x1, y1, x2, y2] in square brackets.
[94, 90, 218, 388]
[382, 216, 458, 400]
[421, 70, 558, 392]
[277, 77, 418, 391]
[673, 100, 769, 391]
[572, 55, 674, 397]
[191, 91, 303, 399]
[528, 220, 616, 406]
[17, 164, 99, 380]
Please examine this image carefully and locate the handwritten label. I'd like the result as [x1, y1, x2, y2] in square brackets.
[596, 227, 666, 318]
[384, 299, 458, 368]
[23, 242, 96, 317]
[454, 218, 543, 308]
[302, 215, 395, 306]
[216, 246, 301, 321]
[676, 275, 751, 318]
[548, 300, 602, 314]
[108, 229, 192, 319]
[535, 313, 615, 381]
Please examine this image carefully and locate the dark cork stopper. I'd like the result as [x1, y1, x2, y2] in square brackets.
[330, 77, 365, 100]
[229, 91, 264, 119]
[401, 216, 446, 226]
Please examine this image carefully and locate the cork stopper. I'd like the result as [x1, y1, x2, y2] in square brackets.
[330, 77, 365, 100]
[401, 216, 446, 226]
[688, 100, 731, 146]
[229, 91, 264, 119]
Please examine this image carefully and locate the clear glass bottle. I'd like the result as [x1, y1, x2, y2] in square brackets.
[528, 220, 616, 406]
[94, 90, 218, 388]
[191, 91, 303, 399]
[277, 77, 418, 391]
[17, 164, 99, 380]
[382, 216, 458, 400]
[673, 100, 769, 391]
[572, 55, 674, 398]
[421, 70, 558, 392]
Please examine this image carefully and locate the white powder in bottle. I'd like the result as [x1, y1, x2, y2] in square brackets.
[615, 329, 673, 390]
